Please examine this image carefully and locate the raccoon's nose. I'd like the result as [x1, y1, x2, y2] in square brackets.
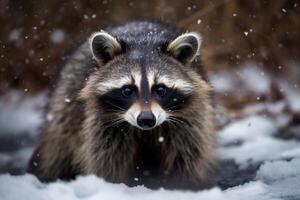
[137, 111, 156, 129]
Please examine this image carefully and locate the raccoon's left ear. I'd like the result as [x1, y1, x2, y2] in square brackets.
[166, 32, 202, 63]
[89, 31, 123, 64]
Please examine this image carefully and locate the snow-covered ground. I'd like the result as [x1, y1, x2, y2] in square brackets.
[0, 65, 300, 200]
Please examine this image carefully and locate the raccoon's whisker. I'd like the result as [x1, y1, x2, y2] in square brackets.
[106, 118, 124, 124]
[105, 109, 126, 114]
[102, 118, 123, 124]
[102, 100, 126, 111]
[101, 118, 124, 129]
[168, 120, 181, 126]
[167, 118, 180, 125]
[167, 119, 181, 128]
[168, 116, 186, 125]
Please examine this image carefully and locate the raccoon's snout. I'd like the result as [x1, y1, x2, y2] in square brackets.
[124, 102, 167, 130]
[137, 111, 156, 129]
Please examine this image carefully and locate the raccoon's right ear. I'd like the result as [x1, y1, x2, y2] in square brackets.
[89, 31, 123, 64]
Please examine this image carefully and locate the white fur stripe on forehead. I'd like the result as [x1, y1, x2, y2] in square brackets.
[157, 75, 195, 93]
[96, 77, 131, 94]
[96, 73, 142, 94]
[146, 70, 195, 93]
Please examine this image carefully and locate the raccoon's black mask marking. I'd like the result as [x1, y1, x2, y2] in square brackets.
[152, 84, 190, 111]
[99, 82, 190, 115]
[99, 85, 138, 112]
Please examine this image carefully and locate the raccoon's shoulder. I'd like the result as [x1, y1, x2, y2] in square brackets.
[48, 41, 96, 98]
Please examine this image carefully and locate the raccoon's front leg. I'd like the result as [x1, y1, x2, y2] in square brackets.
[28, 133, 80, 181]
[75, 123, 137, 184]
[162, 125, 217, 189]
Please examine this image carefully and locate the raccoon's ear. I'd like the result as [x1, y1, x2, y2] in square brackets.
[89, 31, 122, 64]
[166, 32, 202, 63]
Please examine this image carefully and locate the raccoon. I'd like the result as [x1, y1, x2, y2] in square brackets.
[29, 20, 217, 190]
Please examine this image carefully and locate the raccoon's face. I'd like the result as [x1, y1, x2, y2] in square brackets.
[86, 30, 202, 130]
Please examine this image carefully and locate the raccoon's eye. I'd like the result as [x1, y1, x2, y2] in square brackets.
[154, 85, 167, 97]
[121, 85, 135, 97]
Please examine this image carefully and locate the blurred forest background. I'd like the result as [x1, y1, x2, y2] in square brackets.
[0, 0, 299, 112]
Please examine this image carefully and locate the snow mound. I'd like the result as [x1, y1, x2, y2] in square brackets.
[218, 115, 300, 167]
[256, 158, 300, 199]
[1, 171, 300, 200]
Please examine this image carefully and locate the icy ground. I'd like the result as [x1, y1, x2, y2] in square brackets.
[0, 65, 300, 200]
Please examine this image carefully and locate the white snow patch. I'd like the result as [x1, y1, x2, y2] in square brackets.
[0, 175, 272, 200]
[238, 65, 270, 94]
[1, 173, 299, 200]
[243, 101, 286, 116]
[224, 181, 275, 200]
[218, 115, 276, 145]
[220, 137, 299, 167]
[256, 158, 300, 183]
[256, 158, 300, 199]
[210, 72, 235, 93]
[210, 64, 271, 94]
[0, 91, 45, 135]
[278, 81, 300, 112]
[279, 147, 300, 159]
[218, 115, 300, 167]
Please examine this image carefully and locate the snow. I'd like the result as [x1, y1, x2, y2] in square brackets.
[0, 91, 45, 136]
[158, 136, 164, 143]
[8, 29, 23, 46]
[8, 29, 22, 42]
[50, 29, 65, 44]
[218, 115, 277, 145]
[278, 81, 300, 112]
[210, 72, 235, 93]
[0, 171, 298, 200]
[256, 158, 300, 184]
[218, 115, 300, 166]
[220, 136, 299, 167]
[256, 158, 300, 199]
[243, 101, 286, 116]
[238, 65, 270, 94]
[65, 98, 71, 103]
[210, 64, 271, 94]
[0, 175, 275, 200]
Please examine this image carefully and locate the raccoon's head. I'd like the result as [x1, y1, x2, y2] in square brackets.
[81, 29, 209, 131]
